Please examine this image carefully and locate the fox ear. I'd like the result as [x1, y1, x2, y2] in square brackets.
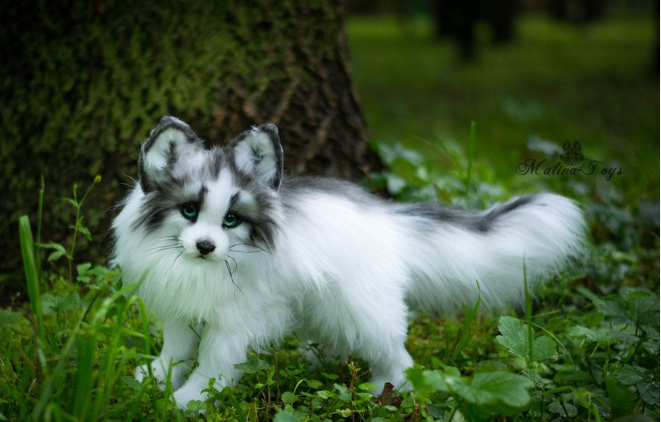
[139, 116, 203, 192]
[230, 123, 284, 190]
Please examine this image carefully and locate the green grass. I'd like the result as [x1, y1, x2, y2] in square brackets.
[1, 13, 659, 422]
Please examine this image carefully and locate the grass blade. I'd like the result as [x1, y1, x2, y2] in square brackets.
[452, 280, 481, 361]
[35, 175, 44, 277]
[523, 257, 534, 364]
[70, 334, 96, 419]
[465, 121, 476, 196]
[19, 215, 45, 343]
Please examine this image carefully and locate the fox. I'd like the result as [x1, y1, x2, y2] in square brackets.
[112, 116, 585, 409]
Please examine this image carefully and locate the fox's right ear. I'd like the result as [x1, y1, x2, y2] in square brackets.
[139, 116, 204, 192]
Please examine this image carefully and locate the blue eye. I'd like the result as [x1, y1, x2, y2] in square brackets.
[223, 214, 241, 228]
[181, 203, 199, 220]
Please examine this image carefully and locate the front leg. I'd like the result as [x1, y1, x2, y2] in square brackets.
[173, 325, 249, 410]
[135, 320, 199, 390]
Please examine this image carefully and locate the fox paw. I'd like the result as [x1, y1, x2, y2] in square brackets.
[135, 358, 188, 391]
[173, 381, 209, 411]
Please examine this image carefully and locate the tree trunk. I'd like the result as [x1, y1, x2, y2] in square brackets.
[198, 2, 380, 179]
[0, 1, 380, 293]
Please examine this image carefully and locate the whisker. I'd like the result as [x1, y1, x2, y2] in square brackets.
[146, 249, 180, 257]
[146, 250, 179, 257]
[168, 250, 185, 275]
[149, 236, 178, 242]
[228, 243, 272, 255]
[144, 238, 181, 250]
[151, 240, 178, 247]
[224, 259, 246, 298]
[227, 249, 265, 254]
[152, 235, 180, 242]
[241, 243, 270, 253]
[144, 245, 182, 254]
[225, 255, 238, 273]
[144, 243, 181, 252]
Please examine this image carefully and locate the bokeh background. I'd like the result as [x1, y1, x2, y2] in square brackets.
[349, 0, 658, 187]
[0, 0, 658, 300]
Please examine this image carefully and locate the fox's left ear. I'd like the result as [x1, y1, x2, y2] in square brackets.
[231, 123, 284, 190]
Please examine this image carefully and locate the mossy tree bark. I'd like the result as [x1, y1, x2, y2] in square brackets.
[0, 1, 380, 290]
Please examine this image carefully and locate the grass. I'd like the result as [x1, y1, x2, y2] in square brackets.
[1, 13, 659, 422]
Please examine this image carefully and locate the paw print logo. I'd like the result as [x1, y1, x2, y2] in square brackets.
[560, 141, 583, 165]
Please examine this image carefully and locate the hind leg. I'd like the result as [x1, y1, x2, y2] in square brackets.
[368, 343, 414, 393]
[344, 280, 414, 393]
[354, 302, 413, 393]
[304, 276, 414, 393]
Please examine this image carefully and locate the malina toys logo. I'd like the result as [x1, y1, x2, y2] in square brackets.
[517, 140, 624, 181]
[560, 140, 584, 165]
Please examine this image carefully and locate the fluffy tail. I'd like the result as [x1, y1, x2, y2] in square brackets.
[402, 193, 586, 313]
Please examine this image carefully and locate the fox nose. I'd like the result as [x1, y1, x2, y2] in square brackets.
[196, 240, 216, 256]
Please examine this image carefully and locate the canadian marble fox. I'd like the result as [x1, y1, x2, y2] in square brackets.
[112, 116, 585, 409]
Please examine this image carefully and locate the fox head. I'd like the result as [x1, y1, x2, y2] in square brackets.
[133, 116, 284, 263]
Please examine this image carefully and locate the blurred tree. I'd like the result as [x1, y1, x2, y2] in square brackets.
[549, 0, 570, 20]
[431, 0, 518, 61]
[432, 0, 479, 60]
[548, 0, 606, 24]
[484, 0, 518, 44]
[648, 0, 659, 78]
[0, 0, 381, 295]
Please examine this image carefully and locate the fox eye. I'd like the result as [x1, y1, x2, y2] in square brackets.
[223, 213, 241, 229]
[180, 202, 199, 220]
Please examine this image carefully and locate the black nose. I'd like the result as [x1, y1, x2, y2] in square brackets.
[196, 240, 216, 255]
